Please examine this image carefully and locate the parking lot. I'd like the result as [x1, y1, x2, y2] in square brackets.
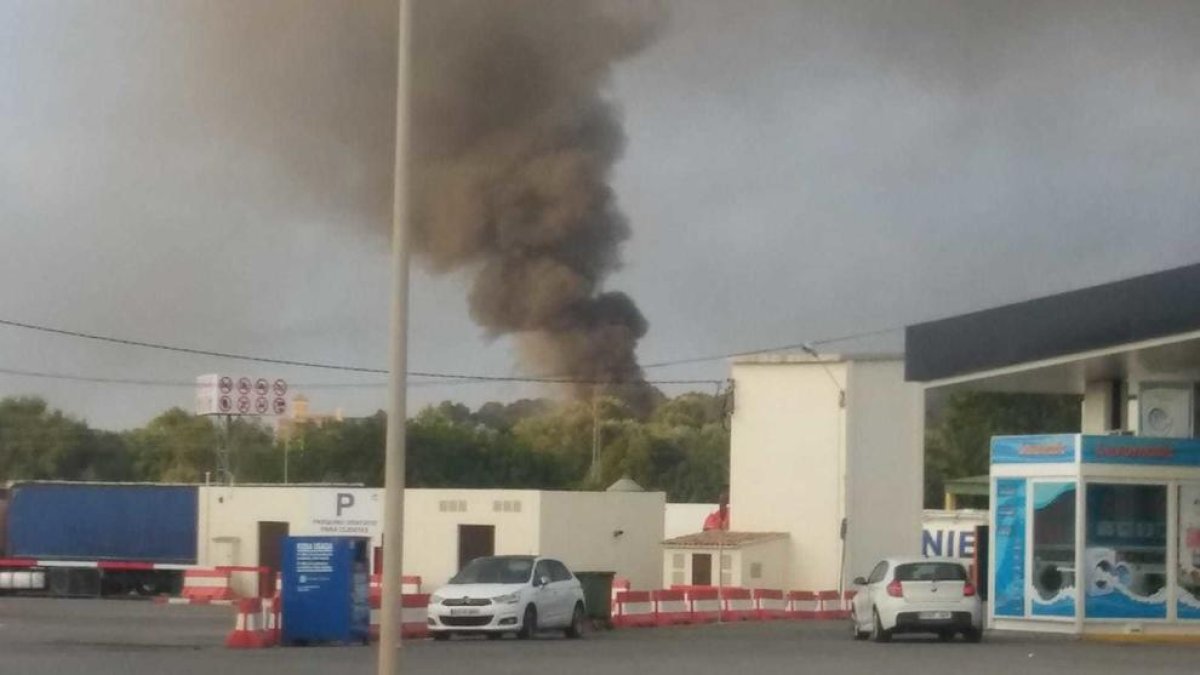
[3, 597, 1200, 675]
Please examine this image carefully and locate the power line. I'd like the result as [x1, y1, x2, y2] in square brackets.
[0, 317, 720, 386]
[0, 365, 720, 390]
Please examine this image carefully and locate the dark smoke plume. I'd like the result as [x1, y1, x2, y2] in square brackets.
[411, 0, 665, 407]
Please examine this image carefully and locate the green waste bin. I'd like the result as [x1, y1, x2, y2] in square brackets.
[573, 571, 615, 628]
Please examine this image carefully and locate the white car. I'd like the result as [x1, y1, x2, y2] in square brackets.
[427, 555, 587, 640]
[850, 557, 982, 643]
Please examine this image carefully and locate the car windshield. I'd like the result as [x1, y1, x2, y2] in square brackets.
[894, 562, 968, 582]
[448, 557, 534, 585]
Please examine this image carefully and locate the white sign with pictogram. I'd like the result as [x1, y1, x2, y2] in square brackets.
[196, 374, 289, 417]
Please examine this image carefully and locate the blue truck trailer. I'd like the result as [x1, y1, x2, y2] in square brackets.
[0, 482, 199, 597]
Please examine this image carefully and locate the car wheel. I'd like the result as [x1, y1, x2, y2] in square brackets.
[432, 632, 451, 642]
[517, 605, 538, 640]
[850, 610, 868, 641]
[963, 628, 983, 643]
[565, 603, 587, 639]
[870, 609, 891, 643]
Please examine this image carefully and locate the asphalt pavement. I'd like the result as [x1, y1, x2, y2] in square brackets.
[3, 597, 1199, 675]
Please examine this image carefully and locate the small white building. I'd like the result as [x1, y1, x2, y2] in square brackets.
[661, 531, 789, 590]
[198, 485, 665, 596]
[726, 354, 925, 592]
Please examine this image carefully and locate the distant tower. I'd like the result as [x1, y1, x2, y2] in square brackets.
[292, 395, 310, 421]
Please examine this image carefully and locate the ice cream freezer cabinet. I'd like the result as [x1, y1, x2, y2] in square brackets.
[989, 434, 1200, 636]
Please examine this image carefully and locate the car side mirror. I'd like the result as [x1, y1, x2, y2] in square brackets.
[534, 575, 550, 588]
[853, 577, 868, 586]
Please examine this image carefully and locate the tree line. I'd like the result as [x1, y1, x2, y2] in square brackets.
[0, 389, 1081, 506]
[0, 392, 731, 503]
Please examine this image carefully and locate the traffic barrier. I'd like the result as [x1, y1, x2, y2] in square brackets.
[685, 587, 721, 624]
[785, 591, 819, 620]
[368, 575, 423, 605]
[611, 577, 631, 610]
[402, 593, 430, 639]
[613, 590, 656, 628]
[720, 588, 756, 622]
[841, 590, 856, 619]
[181, 569, 236, 603]
[369, 593, 431, 641]
[262, 596, 281, 647]
[651, 589, 692, 626]
[226, 598, 270, 649]
[817, 591, 845, 620]
[753, 589, 787, 621]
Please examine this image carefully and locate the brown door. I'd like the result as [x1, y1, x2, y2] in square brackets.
[457, 525, 496, 571]
[692, 553, 713, 586]
[257, 521, 289, 597]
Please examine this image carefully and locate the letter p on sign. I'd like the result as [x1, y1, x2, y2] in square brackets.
[337, 493, 355, 517]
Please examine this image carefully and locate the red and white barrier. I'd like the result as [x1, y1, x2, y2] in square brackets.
[685, 587, 721, 624]
[651, 589, 692, 626]
[369, 593, 430, 641]
[226, 598, 270, 649]
[816, 590, 844, 620]
[611, 577, 631, 610]
[613, 590, 657, 628]
[720, 588, 756, 622]
[753, 589, 787, 621]
[368, 575, 423, 605]
[181, 569, 236, 603]
[261, 596, 281, 647]
[786, 591, 819, 620]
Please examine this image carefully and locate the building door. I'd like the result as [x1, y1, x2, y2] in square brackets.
[257, 521, 289, 598]
[457, 525, 495, 571]
[692, 553, 713, 586]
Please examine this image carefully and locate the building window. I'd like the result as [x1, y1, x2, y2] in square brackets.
[750, 562, 763, 579]
[439, 500, 468, 513]
[492, 500, 522, 513]
[672, 554, 685, 570]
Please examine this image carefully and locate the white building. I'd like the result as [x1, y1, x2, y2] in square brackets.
[722, 354, 925, 593]
[198, 485, 665, 596]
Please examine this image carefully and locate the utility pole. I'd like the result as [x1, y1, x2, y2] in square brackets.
[379, 0, 413, 673]
[590, 384, 600, 482]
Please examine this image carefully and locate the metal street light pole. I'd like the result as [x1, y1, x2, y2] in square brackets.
[379, 0, 413, 673]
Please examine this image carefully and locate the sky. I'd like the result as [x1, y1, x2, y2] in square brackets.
[2, 0, 1199, 430]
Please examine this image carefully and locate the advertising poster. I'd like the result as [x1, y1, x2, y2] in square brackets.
[993, 478, 1027, 617]
[1179, 484, 1200, 620]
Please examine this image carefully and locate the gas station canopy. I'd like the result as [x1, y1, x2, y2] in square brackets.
[905, 262, 1200, 394]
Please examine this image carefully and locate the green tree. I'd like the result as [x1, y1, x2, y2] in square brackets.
[125, 408, 220, 483]
[925, 392, 1081, 507]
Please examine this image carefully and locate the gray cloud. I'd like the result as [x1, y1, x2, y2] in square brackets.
[2, 0, 1199, 428]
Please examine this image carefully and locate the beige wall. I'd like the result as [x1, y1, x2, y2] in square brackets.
[664, 503, 716, 539]
[730, 360, 848, 591]
[538, 491, 665, 591]
[730, 357, 924, 593]
[198, 486, 663, 595]
[737, 538, 789, 590]
[199, 486, 542, 595]
[843, 360, 924, 582]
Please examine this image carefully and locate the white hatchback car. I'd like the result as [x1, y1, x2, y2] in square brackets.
[427, 555, 587, 640]
[850, 558, 982, 643]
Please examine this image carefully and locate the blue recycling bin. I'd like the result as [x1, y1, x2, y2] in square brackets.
[281, 536, 371, 646]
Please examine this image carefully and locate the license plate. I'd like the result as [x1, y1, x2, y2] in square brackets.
[450, 608, 480, 616]
[918, 611, 952, 620]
